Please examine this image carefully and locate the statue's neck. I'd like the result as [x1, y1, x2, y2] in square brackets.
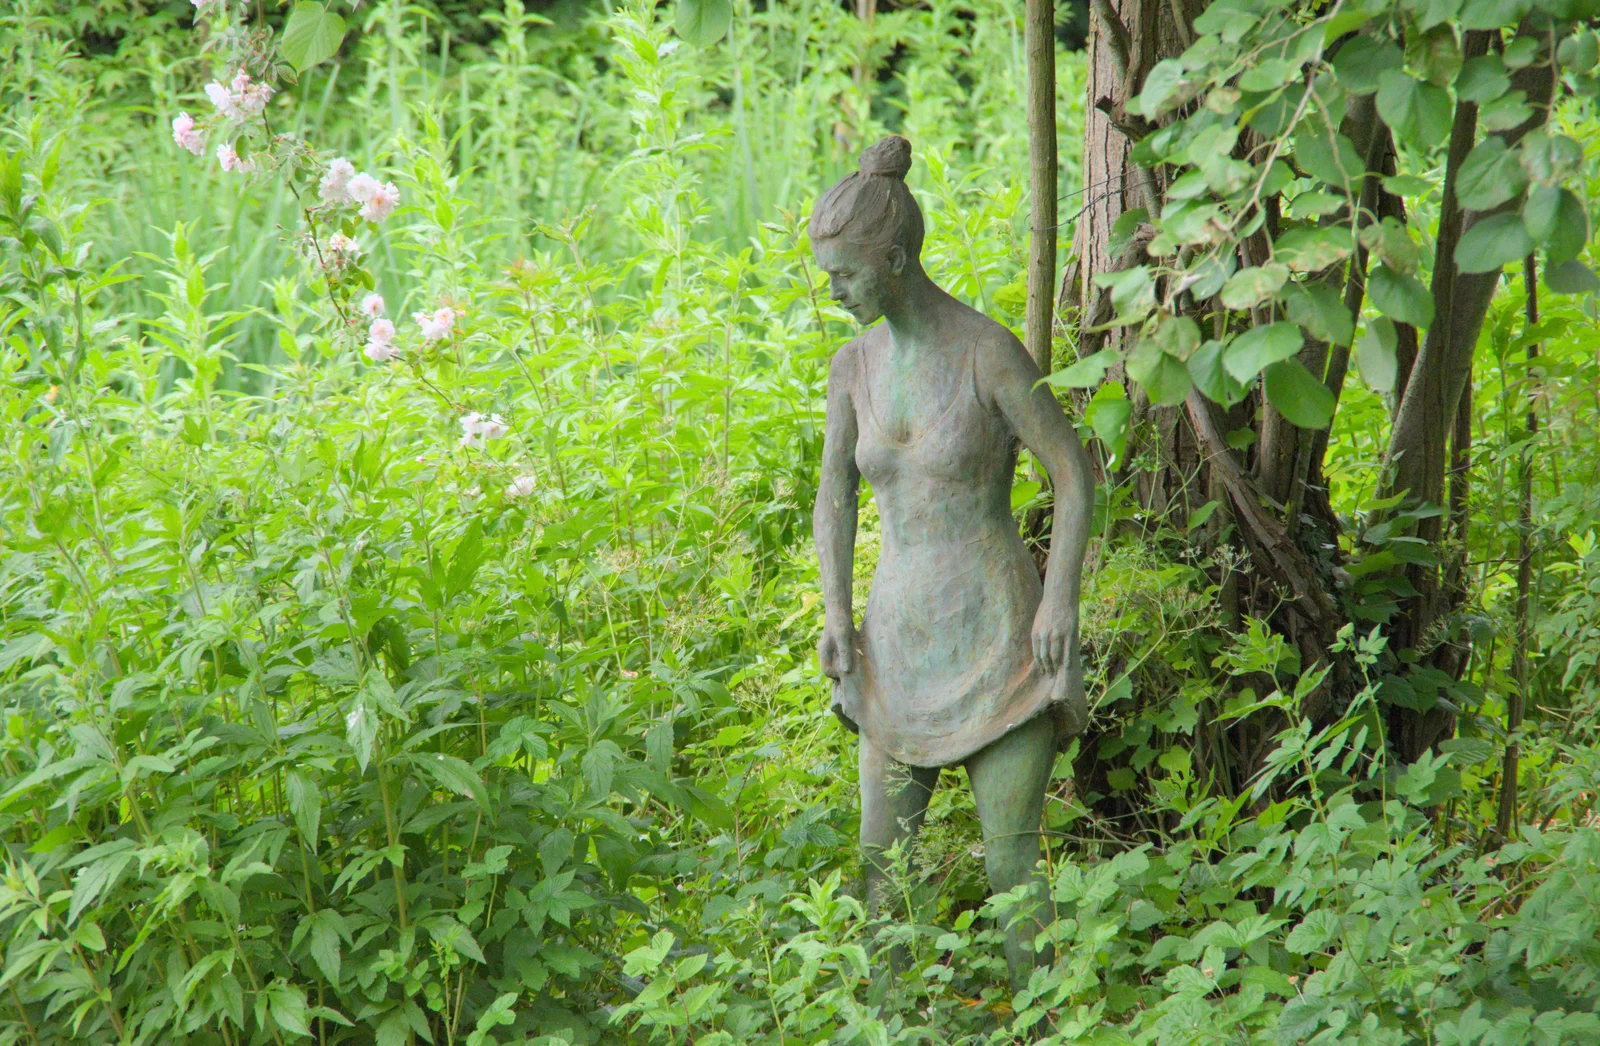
[881, 267, 945, 348]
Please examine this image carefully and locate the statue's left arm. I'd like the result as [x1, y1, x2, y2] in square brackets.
[980, 331, 1097, 680]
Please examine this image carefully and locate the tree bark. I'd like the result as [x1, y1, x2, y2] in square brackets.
[1026, 0, 1058, 376]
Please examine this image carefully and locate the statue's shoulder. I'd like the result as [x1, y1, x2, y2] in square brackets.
[968, 311, 1038, 381]
[827, 329, 879, 385]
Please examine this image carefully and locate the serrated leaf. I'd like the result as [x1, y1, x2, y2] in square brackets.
[286, 768, 321, 844]
[1359, 216, 1420, 274]
[1223, 322, 1303, 382]
[1368, 264, 1434, 327]
[1544, 190, 1590, 266]
[675, 0, 731, 46]
[280, 2, 347, 73]
[1284, 282, 1354, 346]
[1264, 359, 1336, 429]
[1455, 212, 1533, 274]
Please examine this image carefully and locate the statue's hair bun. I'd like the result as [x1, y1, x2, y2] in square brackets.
[858, 136, 912, 179]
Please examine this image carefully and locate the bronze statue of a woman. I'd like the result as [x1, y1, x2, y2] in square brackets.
[811, 136, 1095, 983]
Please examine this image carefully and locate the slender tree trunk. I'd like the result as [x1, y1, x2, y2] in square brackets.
[1025, 0, 1057, 376]
[1497, 256, 1539, 841]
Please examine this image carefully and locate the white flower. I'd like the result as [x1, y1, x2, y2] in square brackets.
[171, 112, 205, 155]
[414, 306, 459, 343]
[327, 232, 360, 256]
[360, 293, 385, 318]
[230, 70, 272, 117]
[347, 173, 380, 205]
[217, 141, 253, 173]
[505, 474, 537, 498]
[360, 181, 400, 223]
[207, 71, 272, 121]
[319, 157, 356, 204]
[457, 411, 506, 449]
[477, 413, 509, 441]
[205, 81, 236, 118]
[364, 318, 397, 362]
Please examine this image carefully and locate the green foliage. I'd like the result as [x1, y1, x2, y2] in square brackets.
[2, 0, 1600, 1044]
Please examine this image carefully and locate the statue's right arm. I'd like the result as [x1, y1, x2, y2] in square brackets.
[814, 342, 861, 678]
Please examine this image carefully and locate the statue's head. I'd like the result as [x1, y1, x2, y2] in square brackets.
[809, 136, 926, 325]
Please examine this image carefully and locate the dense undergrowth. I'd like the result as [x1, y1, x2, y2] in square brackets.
[2, 1, 1600, 1044]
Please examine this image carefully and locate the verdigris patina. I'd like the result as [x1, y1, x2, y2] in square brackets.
[811, 135, 1096, 983]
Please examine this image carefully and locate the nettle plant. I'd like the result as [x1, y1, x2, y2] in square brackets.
[1063, 0, 1598, 429]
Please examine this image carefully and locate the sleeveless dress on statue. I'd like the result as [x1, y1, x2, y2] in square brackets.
[830, 334, 1079, 768]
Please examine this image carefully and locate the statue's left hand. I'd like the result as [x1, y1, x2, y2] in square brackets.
[1030, 597, 1077, 677]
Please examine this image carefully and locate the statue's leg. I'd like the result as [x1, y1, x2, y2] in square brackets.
[859, 735, 938, 975]
[965, 714, 1056, 986]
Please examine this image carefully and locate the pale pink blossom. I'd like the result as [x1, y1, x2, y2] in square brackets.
[414, 306, 459, 343]
[171, 112, 205, 155]
[326, 232, 361, 259]
[205, 81, 235, 118]
[476, 414, 509, 441]
[458, 412, 508, 449]
[320, 158, 356, 205]
[217, 142, 254, 173]
[364, 318, 398, 362]
[505, 474, 537, 498]
[206, 71, 272, 121]
[347, 173, 380, 205]
[360, 181, 400, 223]
[230, 70, 273, 117]
[360, 293, 386, 319]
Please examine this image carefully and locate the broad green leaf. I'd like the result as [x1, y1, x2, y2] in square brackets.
[1519, 131, 1584, 185]
[1223, 322, 1303, 382]
[1376, 71, 1452, 149]
[1479, 91, 1531, 132]
[1186, 500, 1221, 531]
[1455, 213, 1533, 274]
[1148, 314, 1201, 361]
[1044, 351, 1114, 389]
[1459, 0, 1532, 26]
[1094, 266, 1157, 322]
[1220, 262, 1289, 310]
[675, 0, 731, 47]
[1264, 359, 1336, 429]
[1541, 190, 1589, 266]
[1523, 184, 1562, 245]
[1294, 130, 1365, 193]
[1545, 259, 1600, 294]
[1558, 30, 1599, 73]
[1126, 339, 1193, 407]
[1456, 55, 1510, 103]
[421, 753, 487, 806]
[280, 2, 347, 72]
[1137, 59, 1192, 117]
[1357, 317, 1399, 392]
[1405, 24, 1463, 85]
[1188, 339, 1248, 407]
[1332, 35, 1401, 94]
[1275, 227, 1354, 273]
[1359, 216, 1420, 274]
[1368, 264, 1434, 327]
[1455, 138, 1528, 211]
[1284, 282, 1354, 346]
[1085, 384, 1133, 466]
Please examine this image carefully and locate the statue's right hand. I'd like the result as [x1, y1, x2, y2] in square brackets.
[817, 624, 854, 680]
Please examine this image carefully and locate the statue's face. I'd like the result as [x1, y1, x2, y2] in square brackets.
[812, 236, 901, 325]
